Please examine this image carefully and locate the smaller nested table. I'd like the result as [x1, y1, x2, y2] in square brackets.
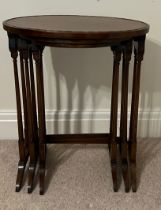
[3, 15, 149, 195]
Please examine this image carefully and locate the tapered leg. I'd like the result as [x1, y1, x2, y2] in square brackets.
[120, 41, 132, 192]
[18, 39, 38, 193]
[8, 35, 29, 192]
[33, 45, 46, 195]
[110, 45, 122, 192]
[29, 49, 38, 146]
[28, 48, 39, 192]
[129, 36, 145, 192]
[19, 49, 28, 152]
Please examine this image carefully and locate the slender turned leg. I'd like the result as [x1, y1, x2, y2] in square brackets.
[19, 50, 29, 154]
[120, 41, 132, 192]
[110, 45, 122, 192]
[18, 39, 37, 193]
[29, 49, 39, 153]
[129, 36, 145, 192]
[8, 35, 29, 192]
[28, 48, 39, 193]
[29, 48, 38, 146]
[33, 45, 46, 195]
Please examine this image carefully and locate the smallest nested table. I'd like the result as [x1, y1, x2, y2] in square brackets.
[3, 15, 149, 195]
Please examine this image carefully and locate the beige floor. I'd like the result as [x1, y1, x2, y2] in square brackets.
[0, 139, 161, 210]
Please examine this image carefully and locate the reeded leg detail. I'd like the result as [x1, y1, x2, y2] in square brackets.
[129, 36, 145, 192]
[110, 45, 122, 192]
[33, 45, 46, 195]
[8, 35, 29, 192]
[120, 41, 132, 192]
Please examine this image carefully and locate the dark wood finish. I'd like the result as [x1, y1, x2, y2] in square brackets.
[3, 15, 149, 40]
[33, 46, 46, 195]
[110, 45, 122, 192]
[120, 40, 132, 192]
[18, 39, 38, 193]
[3, 15, 149, 48]
[19, 46, 28, 151]
[3, 15, 149, 195]
[30, 38, 122, 48]
[29, 48, 38, 146]
[46, 133, 121, 144]
[28, 48, 39, 193]
[9, 35, 29, 192]
[129, 36, 145, 192]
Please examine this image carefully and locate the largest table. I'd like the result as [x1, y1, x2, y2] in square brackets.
[3, 15, 149, 195]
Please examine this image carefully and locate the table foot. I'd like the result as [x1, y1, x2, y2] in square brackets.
[39, 167, 45, 195]
[39, 144, 46, 195]
[122, 163, 130, 192]
[27, 162, 37, 193]
[120, 143, 130, 192]
[109, 143, 119, 192]
[15, 156, 28, 192]
[27, 143, 38, 193]
[131, 163, 137, 192]
[129, 142, 137, 192]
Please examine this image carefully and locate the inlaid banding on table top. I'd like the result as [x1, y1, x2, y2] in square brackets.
[3, 15, 149, 40]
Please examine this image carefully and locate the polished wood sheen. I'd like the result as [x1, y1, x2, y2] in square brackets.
[110, 45, 121, 192]
[3, 15, 149, 195]
[3, 15, 149, 47]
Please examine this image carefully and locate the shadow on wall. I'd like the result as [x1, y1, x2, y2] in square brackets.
[138, 39, 161, 137]
[47, 46, 113, 134]
[44, 38, 161, 137]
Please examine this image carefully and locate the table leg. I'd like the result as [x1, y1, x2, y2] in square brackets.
[8, 35, 29, 192]
[28, 47, 39, 193]
[129, 36, 145, 192]
[110, 45, 122, 192]
[18, 39, 38, 193]
[33, 45, 46, 195]
[29, 49, 38, 148]
[19, 49, 28, 158]
[120, 41, 132, 192]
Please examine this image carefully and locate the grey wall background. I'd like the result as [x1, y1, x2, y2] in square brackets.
[0, 0, 161, 139]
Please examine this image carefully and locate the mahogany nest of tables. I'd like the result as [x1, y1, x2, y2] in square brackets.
[3, 15, 149, 195]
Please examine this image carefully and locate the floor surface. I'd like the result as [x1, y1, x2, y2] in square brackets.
[0, 139, 161, 210]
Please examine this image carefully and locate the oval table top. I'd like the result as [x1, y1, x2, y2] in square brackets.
[3, 15, 149, 40]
